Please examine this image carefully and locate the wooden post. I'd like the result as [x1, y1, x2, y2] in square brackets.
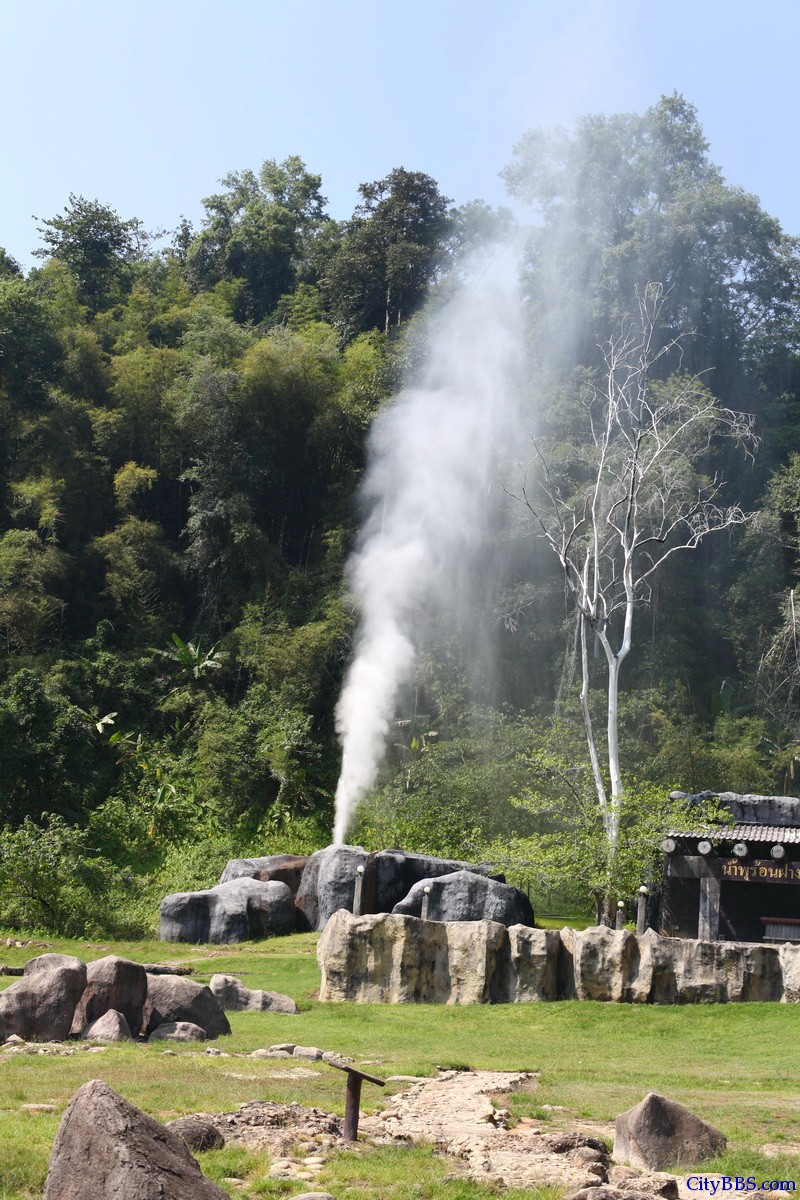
[344, 1071, 362, 1141]
[698, 872, 720, 941]
[420, 885, 431, 921]
[324, 1059, 386, 1143]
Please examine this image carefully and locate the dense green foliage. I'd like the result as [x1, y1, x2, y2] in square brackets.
[3, 98, 800, 933]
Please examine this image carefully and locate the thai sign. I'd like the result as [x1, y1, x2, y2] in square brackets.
[720, 859, 800, 884]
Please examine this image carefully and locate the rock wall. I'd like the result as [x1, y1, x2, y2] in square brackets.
[317, 913, 800, 1005]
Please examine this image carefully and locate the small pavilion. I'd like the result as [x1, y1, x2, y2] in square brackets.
[660, 791, 800, 943]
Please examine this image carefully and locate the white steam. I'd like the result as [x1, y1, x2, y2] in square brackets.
[333, 251, 523, 844]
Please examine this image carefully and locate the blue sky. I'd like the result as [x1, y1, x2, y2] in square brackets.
[3, 0, 799, 269]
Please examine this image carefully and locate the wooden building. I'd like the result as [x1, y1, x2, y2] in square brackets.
[660, 792, 800, 943]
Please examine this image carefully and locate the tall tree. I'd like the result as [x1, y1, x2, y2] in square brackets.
[185, 156, 330, 323]
[323, 168, 452, 337]
[509, 285, 757, 905]
[34, 194, 150, 313]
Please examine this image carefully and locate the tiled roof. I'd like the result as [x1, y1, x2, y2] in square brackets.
[669, 824, 800, 844]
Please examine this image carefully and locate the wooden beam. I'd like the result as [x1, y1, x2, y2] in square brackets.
[668, 855, 722, 880]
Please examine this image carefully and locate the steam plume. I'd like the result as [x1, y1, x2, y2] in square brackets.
[333, 251, 522, 844]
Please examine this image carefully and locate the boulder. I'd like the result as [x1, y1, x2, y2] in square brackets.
[160, 877, 294, 943]
[43, 1079, 228, 1199]
[24, 953, 85, 978]
[371, 849, 499, 913]
[219, 854, 308, 896]
[71, 955, 147, 1037]
[295, 844, 370, 931]
[208, 973, 299, 1013]
[318, 910, 508, 1003]
[81, 1009, 132, 1041]
[569, 927, 648, 1003]
[613, 1092, 726, 1170]
[0, 954, 86, 1042]
[143, 974, 230, 1038]
[149, 1021, 207, 1042]
[391, 870, 534, 927]
[166, 1115, 225, 1151]
[506, 926, 559, 1001]
[780, 943, 800, 1002]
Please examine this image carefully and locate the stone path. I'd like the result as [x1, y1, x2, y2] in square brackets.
[215, 1066, 679, 1197]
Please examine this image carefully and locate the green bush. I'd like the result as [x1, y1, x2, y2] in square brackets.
[0, 813, 146, 938]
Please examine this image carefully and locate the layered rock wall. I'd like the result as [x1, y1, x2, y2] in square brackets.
[318, 912, 800, 1005]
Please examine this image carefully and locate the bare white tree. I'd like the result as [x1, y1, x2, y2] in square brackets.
[512, 284, 758, 891]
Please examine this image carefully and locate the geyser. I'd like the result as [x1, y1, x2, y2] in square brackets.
[333, 251, 523, 844]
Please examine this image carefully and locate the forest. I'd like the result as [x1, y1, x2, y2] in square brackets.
[2, 94, 800, 935]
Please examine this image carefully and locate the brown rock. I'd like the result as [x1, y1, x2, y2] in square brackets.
[143, 974, 230, 1038]
[72, 955, 147, 1037]
[166, 1115, 225, 1151]
[43, 1079, 228, 1198]
[614, 1092, 726, 1170]
[148, 1021, 207, 1042]
[81, 1009, 132, 1041]
[0, 955, 86, 1041]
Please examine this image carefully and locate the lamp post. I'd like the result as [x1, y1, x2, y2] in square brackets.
[353, 864, 365, 917]
[636, 885, 649, 935]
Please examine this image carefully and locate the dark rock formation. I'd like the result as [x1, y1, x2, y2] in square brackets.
[294, 844, 504, 932]
[209, 973, 299, 1013]
[160, 877, 295, 943]
[71, 955, 147, 1037]
[614, 1092, 726, 1170]
[372, 850, 499, 913]
[143, 974, 230, 1038]
[391, 870, 535, 927]
[43, 1079, 228, 1198]
[0, 954, 86, 1041]
[294, 844, 369, 931]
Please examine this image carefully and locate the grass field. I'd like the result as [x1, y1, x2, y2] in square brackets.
[2, 929, 800, 1198]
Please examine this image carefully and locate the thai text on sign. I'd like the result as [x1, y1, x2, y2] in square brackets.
[720, 859, 800, 884]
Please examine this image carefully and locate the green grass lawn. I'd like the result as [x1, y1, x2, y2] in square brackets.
[2, 929, 800, 1199]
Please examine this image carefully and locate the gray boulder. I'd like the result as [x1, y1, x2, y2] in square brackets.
[149, 1021, 207, 1042]
[24, 953, 85, 978]
[392, 870, 535, 926]
[0, 954, 86, 1041]
[219, 853, 307, 896]
[143, 974, 230, 1038]
[71, 955, 147, 1037]
[372, 850, 499, 912]
[294, 845, 507, 931]
[614, 1092, 726, 1170]
[209, 973, 299, 1013]
[295, 844, 370, 931]
[160, 877, 295, 943]
[43, 1079, 228, 1199]
[81, 1009, 132, 1041]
